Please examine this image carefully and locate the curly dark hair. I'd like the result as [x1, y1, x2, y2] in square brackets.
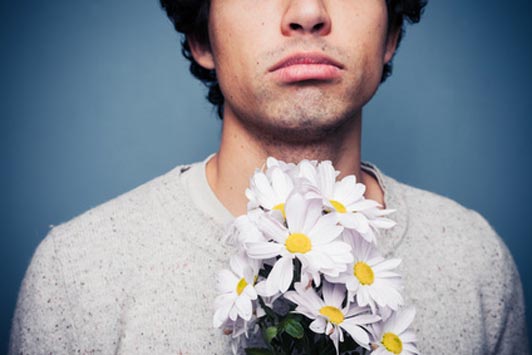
[160, 0, 428, 119]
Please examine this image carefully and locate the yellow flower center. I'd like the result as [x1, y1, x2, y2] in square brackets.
[272, 203, 286, 219]
[329, 199, 347, 213]
[236, 277, 248, 295]
[354, 261, 375, 285]
[382, 332, 403, 354]
[285, 233, 312, 254]
[319, 306, 345, 325]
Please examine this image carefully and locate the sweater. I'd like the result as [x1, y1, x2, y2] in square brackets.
[9, 159, 529, 354]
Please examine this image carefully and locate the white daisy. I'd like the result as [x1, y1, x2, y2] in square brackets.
[371, 307, 419, 355]
[285, 281, 380, 354]
[245, 166, 294, 218]
[245, 193, 352, 296]
[298, 160, 395, 243]
[326, 231, 403, 313]
[213, 253, 260, 328]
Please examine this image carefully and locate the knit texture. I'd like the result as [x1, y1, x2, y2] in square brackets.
[9, 162, 529, 354]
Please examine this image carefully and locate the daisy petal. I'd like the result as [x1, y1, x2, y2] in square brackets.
[214, 293, 234, 309]
[257, 215, 288, 243]
[309, 317, 327, 334]
[400, 329, 418, 343]
[340, 321, 370, 349]
[341, 213, 370, 233]
[373, 347, 388, 355]
[298, 160, 317, 184]
[218, 270, 239, 293]
[370, 217, 396, 229]
[243, 285, 258, 300]
[309, 213, 343, 245]
[252, 172, 276, 207]
[302, 199, 324, 233]
[349, 314, 381, 325]
[213, 304, 231, 328]
[235, 295, 252, 320]
[348, 199, 381, 211]
[328, 326, 340, 355]
[372, 258, 401, 272]
[322, 282, 345, 307]
[314, 241, 353, 264]
[303, 250, 335, 271]
[229, 254, 248, 275]
[267, 256, 294, 294]
[317, 161, 336, 197]
[285, 193, 308, 232]
[403, 343, 420, 354]
[271, 167, 293, 201]
[393, 306, 416, 335]
[245, 241, 283, 259]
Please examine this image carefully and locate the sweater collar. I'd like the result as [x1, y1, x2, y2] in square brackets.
[361, 162, 409, 258]
[175, 160, 408, 260]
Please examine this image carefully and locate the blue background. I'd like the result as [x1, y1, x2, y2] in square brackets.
[1, 0, 531, 351]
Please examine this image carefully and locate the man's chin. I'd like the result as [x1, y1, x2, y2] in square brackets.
[244, 112, 355, 144]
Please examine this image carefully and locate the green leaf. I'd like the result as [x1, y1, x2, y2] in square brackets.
[264, 326, 278, 344]
[245, 348, 274, 355]
[283, 318, 304, 339]
[285, 313, 302, 322]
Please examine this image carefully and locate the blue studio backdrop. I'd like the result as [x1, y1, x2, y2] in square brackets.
[1, 0, 531, 351]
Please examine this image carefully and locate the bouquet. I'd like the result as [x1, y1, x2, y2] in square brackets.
[213, 158, 418, 355]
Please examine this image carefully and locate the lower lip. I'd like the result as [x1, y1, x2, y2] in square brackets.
[270, 64, 342, 84]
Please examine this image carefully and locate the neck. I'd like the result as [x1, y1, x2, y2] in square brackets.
[206, 109, 384, 217]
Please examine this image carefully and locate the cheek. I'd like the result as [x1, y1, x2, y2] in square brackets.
[337, 1, 388, 57]
[208, 7, 257, 96]
[209, 9, 278, 111]
[209, 0, 268, 71]
[341, 8, 388, 84]
[208, 26, 245, 105]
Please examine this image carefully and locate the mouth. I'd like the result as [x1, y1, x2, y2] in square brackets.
[268, 52, 344, 84]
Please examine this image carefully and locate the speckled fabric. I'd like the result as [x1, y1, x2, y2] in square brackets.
[10, 162, 529, 354]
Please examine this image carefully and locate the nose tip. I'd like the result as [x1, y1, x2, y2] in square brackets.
[288, 21, 328, 34]
[281, 0, 332, 36]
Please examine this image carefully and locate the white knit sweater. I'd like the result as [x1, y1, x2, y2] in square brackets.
[9, 160, 529, 354]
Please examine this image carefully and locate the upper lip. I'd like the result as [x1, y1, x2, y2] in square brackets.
[268, 52, 344, 72]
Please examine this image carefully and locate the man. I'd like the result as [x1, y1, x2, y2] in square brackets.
[10, 0, 529, 354]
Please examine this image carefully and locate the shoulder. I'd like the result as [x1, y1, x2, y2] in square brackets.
[22, 161, 215, 304]
[387, 175, 498, 244]
[37, 160, 234, 278]
[53, 163, 190, 230]
[385, 175, 520, 294]
[391, 176, 476, 220]
[30, 163, 209, 285]
[49, 163, 193, 247]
